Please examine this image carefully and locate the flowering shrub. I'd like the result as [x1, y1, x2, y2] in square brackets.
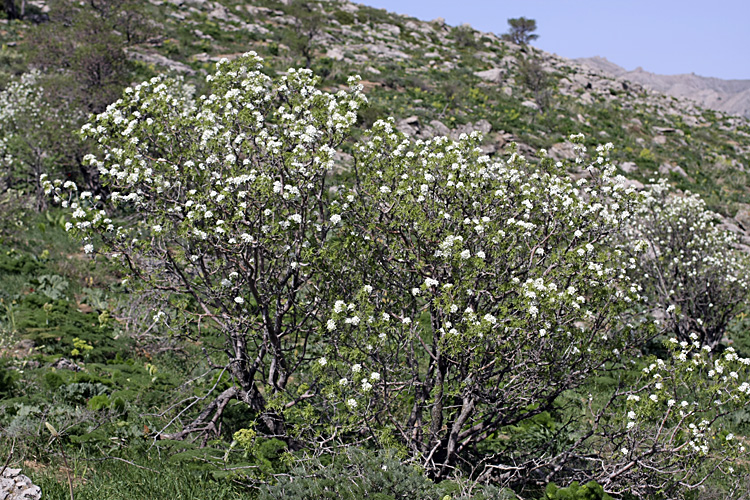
[619, 180, 750, 348]
[315, 130, 651, 480]
[588, 338, 750, 497]
[43, 55, 750, 496]
[45, 52, 367, 437]
[0, 71, 82, 208]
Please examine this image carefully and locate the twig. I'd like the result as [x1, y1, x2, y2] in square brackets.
[0, 437, 16, 477]
[45, 422, 74, 500]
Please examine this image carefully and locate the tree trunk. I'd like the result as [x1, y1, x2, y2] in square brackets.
[3, 0, 18, 20]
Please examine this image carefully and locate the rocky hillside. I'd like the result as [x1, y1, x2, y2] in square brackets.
[3, 0, 750, 217]
[577, 56, 750, 119]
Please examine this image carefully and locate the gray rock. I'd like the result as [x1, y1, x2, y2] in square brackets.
[365, 43, 409, 60]
[339, 2, 359, 13]
[682, 114, 700, 127]
[326, 47, 345, 61]
[721, 221, 744, 235]
[496, 132, 514, 149]
[548, 142, 576, 161]
[0, 468, 42, 500]
[734, 204, 750, 230]
[125, 48, 195, 75]
[521, 100, 539, 110]
[449, 120, 491, 140]
[620, 161, 638, 173]
[620, 178, 644, 190]
[653, 126, 684, 136]
[474, 68, 505, 83]
[243, 23, 270, 35]
[51, 357, 82, 371]
[658, 163, 688, 178]
[396, 116, 420, 136]
[377, 23, 401, 37]
[190, 52, 211, 63]
[474, 51, 495, 64]
[428, 120, 451, 137]
[473, 119, 492, 134]
[479, 144, 497, 155]
[500, 55, 518, 67]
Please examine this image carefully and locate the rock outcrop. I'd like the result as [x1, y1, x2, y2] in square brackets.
[0, 468, 42, 500]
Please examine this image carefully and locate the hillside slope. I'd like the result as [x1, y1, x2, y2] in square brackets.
[2, 0, 750, 216]
[577, 56, 750, 119]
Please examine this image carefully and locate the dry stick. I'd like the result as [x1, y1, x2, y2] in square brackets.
[45, 423, 74, 500]
[0, 437, 16, 477]
[57, 440, 75, 500]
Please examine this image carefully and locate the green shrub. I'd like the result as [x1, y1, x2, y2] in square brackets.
[333, 10, 355, 25]
[541, 481, 612, 500]
[0, 362, 17, 398]
[259, 447, 508, 500]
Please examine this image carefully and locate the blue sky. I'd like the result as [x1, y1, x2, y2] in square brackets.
[361, 0, 750, 80]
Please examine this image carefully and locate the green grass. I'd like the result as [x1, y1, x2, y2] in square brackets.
[31, 458, 248, 500]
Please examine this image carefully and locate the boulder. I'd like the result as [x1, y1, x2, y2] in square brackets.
[654, 126, 684, 136]
[51, 357, 82, 371]
[658, 163, 688, 178]
[548, 142, 576, 161]
[496, 132, 514, 149]
[396, 116, 420, 136]
[0, 468, 42, 500]
[365, 43, 409, 60]
[326, 47, 344, 61]
[428, 120, 451, 137]
[474, 68, 505, 83]
[479, 144, 497, 155]
[734, 204, 750, 230]
[620, 178, 644, 190]
[620, 161, 638, 173]
[451, 119, 491, 139]
[720, 221, 743, 235]
[124, 48, 195, 75]
[377, 23, 401, 37]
